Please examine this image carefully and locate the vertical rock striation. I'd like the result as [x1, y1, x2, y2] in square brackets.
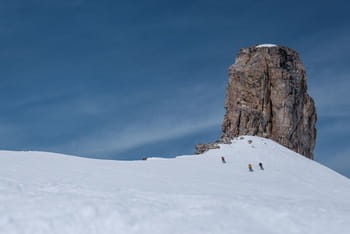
[196, 44, 317, 159]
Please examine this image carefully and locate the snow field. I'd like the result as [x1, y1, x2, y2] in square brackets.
[0, 136, 349, 234]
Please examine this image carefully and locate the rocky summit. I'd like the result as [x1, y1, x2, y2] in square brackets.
[196, 44, 317, 159]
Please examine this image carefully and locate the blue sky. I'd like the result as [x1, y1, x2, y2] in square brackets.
[0, 0, 349, 177]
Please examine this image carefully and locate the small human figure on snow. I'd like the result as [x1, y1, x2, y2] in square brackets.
[221, 156, 226, 164]
[258, 162, 264, 170]
[248, 164, 253, 172]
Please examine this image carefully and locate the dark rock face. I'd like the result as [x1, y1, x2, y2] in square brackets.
[196, 45, 317, 159]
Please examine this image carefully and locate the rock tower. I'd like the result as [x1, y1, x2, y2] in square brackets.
[196, 44, 317, 159]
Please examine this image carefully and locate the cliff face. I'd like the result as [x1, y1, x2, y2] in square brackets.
[197, 44, 317, 159]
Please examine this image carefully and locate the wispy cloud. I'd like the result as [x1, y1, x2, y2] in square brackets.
[70, 112, 221, 156]
[300, 28, 350, 119]
[309, 72, 350, 118]
[51, 82, 225, 157]
[320, 120, 350, 136]
[32, 0, 85, 8]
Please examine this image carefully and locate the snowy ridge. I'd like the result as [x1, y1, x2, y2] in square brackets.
[0, 136, 350, 234]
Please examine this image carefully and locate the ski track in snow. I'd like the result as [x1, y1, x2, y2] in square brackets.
[0, 136, 349, 234]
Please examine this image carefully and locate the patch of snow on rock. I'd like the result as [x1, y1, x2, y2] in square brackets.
[256, 44, 277, 48]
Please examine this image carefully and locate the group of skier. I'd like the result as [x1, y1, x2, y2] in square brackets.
[221, 156, 264, 172]
[248, 162, 264, 171]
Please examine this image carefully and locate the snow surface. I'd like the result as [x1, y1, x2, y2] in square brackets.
[1, 136, 350, 234]
[256, 44, 277, 48]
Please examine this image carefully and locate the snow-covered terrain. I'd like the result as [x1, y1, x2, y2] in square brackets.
[1, 136, 349, 234]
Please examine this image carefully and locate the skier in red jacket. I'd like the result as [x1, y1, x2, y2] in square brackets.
[221, 156, 226, 164]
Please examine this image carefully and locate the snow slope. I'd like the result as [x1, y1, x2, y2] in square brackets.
[0, 136, 349, 234]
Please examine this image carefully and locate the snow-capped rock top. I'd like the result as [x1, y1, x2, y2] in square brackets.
[256, 44, 277, 48]
[221, 45, 316, 159]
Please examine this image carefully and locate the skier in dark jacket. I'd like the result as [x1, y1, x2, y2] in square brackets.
[259, 162, 264, 170]
[221, 156, 226, 164]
